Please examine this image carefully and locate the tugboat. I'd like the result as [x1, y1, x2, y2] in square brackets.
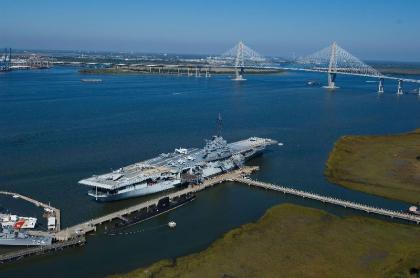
[307, 80, 320, 86]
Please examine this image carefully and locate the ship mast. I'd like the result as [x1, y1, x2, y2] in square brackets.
[217, 113, 223, 137]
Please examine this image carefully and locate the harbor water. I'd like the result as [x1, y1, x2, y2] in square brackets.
[0, 68, 419, 276]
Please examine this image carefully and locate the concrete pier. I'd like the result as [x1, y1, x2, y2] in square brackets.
[232, 67, 246, 81]
[0, 191, 60, 231]
[0, 237, 85, 263]
[55, 164, 420, 241]
[323, 72, 338, 89]
[54, 166, 259, 241]
[397, 79, 403, 95]
[378, 78, 384, 93]
[3, 164, 420, 265]
[5, 161, 420, 242]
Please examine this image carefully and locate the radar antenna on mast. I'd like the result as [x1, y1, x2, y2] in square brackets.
[217, 113, 223, 137]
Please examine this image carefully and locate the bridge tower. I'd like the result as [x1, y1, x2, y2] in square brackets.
[220, 41, 266, 81]
[233, 41, 246, 81]
[397, 79, 403, 95]
[298, 42, 383, 91]
[205, 67, 211, 78]
[234, 67, 245, 81]
[324, 42, 338, 89]
[378, 78, 384, 94]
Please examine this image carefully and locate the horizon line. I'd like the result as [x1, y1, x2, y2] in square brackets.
[4, 47, 420, 64]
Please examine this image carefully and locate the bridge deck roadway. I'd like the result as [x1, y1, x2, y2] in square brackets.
[219, 65, 420, 83]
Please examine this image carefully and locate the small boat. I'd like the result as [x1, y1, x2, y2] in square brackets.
[408, 206, 420, 215]
[278, 142, 284, 146]
[307, 80, 319, 86]
[168, 221, 176, 228]
[81, 79, 102, 83]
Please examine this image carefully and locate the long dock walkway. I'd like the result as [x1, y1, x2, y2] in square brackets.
[234, 177, 420, 224]
[2, 165, 419, 265]
[0, 191, 61, 231]
[54, 166, 259, 241]
[0, 237, 85, 264]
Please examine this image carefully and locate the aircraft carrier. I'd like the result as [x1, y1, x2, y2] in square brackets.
[79, 117, 277, 201]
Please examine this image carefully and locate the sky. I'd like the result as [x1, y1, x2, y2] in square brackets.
[1, 0, 420, 61]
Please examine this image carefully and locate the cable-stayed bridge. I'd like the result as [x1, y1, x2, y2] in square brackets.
[218, 41, 269, 81]
[216, 41, 420, 95]
[2, 42, 419, 94]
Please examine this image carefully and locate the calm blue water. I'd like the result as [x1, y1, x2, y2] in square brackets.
[0, 68, 419, 277]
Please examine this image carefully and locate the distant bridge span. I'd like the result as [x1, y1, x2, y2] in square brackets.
[220, 64, 420, 83]
[217, 41, 420, 94]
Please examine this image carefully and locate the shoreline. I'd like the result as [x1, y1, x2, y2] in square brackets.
[325, 129, 420, 204]
[111, 203, 420, 278]
[79, 66, 284, 75]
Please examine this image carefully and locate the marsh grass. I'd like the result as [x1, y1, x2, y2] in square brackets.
[111, 204, 420, 278]
[325, 129, 420, 204]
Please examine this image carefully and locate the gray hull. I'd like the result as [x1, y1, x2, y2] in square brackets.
[89, 182, 180, 202]
[0, 237, 52, 246]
